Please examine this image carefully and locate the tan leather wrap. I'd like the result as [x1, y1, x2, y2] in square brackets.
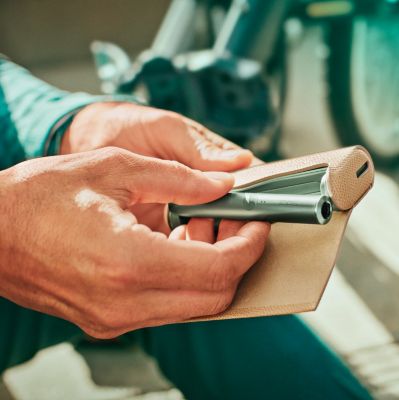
[190, 146, 374, 322]
[234, 145, 374, 210]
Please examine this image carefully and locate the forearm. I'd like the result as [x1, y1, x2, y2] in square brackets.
[0, 58, 138, 169]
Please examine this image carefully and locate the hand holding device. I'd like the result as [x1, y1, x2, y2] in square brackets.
[0, 148, 269, 338]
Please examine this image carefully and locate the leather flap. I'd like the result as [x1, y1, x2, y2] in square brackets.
[189, 147, 374, 322]
[234, 146, 374, 210]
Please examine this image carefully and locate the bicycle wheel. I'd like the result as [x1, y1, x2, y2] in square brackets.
[326, 13, 399, 167]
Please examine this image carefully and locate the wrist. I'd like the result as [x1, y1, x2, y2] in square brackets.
[45, 110, 80, 156]
[59, 102, 123, 155]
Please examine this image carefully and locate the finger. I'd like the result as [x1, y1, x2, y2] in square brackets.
[129, 203, 167, 232]
[91, 288, 236, 338]
[138, 288, 235, 323]
[215, 221, 271, 278]
[186, 218, 215, 243]
[97, 148, 235, 207]
[169, 225, 187, 240]
[131, 221, 270, 291]
[216, 220, 247, 241]
[134, 234, 222, 291]
[143, 165, 233, 205]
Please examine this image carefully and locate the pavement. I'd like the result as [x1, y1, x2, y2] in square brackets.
[1, 25, 399, 400]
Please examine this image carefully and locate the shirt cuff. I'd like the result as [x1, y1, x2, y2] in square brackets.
[44, 94, 141, 156]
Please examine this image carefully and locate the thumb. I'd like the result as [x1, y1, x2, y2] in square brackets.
[103, 150, 234, 206]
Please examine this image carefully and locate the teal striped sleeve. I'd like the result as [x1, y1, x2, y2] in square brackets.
[0, 57, 138, 169]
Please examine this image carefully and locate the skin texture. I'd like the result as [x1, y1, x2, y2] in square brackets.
[0, 103, 270, 339]
[61, 103, 258, 233]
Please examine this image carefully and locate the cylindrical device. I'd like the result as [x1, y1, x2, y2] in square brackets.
[168, 192, 333, 229]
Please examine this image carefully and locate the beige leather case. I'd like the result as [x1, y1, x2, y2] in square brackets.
[195, 146, 374, 321]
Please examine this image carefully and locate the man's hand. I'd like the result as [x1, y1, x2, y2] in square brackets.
[0, 148, 269, 338]
[60, 103, 252, 170]
[60, 103, 254, 233]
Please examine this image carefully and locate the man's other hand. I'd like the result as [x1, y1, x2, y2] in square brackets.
[60, 103, 255, 233]
[60, 103, 252, 171]
[0, 148, 270, 338]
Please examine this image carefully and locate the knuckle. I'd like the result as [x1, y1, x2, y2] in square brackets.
[100, 146, 124, 160]
[168, 162, 204, 198]
[88, 308, 125, 337]
[211, 292, 233, 315]
[168, 159, 186, 174]
[79, 293, 131, 338]
[101, 146, 140, 170]
[167, 161, 198, 190]
[82, 326, 119, 340]
[88, 327, 122, 340]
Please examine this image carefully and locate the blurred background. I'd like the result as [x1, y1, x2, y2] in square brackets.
[1, 0, 399, 399]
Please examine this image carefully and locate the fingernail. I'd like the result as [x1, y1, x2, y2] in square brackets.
[204, 171, 234, 183]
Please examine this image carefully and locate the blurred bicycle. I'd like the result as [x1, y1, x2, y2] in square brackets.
[92, 0, 399, 166]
